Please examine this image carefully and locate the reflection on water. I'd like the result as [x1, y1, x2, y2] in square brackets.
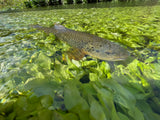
[0, 4, 160, 119]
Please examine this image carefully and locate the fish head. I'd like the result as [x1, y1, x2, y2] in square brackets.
[53, 24, 67, 34]
[54, 24, 66, 30]
[85, 41, 130, 61]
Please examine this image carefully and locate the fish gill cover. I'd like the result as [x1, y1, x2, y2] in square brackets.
[0, 5, 160, 120]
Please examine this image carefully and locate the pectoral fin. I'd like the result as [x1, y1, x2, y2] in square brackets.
[63, 48, 86, 61]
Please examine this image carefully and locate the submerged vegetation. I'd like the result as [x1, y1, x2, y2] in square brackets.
[0, 0, 159, 10]
[0, 3, 160, 120]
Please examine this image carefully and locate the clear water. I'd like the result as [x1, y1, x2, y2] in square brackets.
[0, 4, 160, 120]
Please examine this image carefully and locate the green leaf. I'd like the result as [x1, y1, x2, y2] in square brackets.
[64, 82, 90, 120]
[35, 52, 51, 70]
[0, 115, 6, 120]
[40, 95, 53, 108]
[117, 112, 129, 120]
[38, 109, 52, 120]
[93, 85, 120, 120]
[89, 73, 98, 81]
[52, 111, 78, 120]
[7, 112, 16, 120]
[137, 101, 160, 120]
[0, 101, 14, 115]
[100, 79, 144, 120]
[89, 96, 107, 120]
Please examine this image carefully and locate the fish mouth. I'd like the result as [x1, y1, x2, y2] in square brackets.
[118, 49, 130, 60]
[109, 52, 130, 61]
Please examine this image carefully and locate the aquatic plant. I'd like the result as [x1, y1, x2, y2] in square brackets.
[0, 5, 160, 120]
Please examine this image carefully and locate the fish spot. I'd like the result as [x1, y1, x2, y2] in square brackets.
[86, 47, 89, 50]
[105, 52, 111, 55]
[96, 50, 99, 53]
[99, 45, 102, 47]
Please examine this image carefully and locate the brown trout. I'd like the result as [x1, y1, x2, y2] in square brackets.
[33, 24, 129, 61]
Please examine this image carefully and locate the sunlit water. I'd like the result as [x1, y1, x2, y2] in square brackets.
[0, 4, 160, 120]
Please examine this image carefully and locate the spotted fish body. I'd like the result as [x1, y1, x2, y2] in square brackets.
[34, 24, 129, 61]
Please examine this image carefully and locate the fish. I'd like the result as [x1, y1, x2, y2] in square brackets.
[33, 24, 129, 61]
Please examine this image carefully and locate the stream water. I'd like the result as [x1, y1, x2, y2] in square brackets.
[0, 4, 160, 120]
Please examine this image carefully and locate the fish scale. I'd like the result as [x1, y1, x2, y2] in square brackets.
[34, 24, 129, 61]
